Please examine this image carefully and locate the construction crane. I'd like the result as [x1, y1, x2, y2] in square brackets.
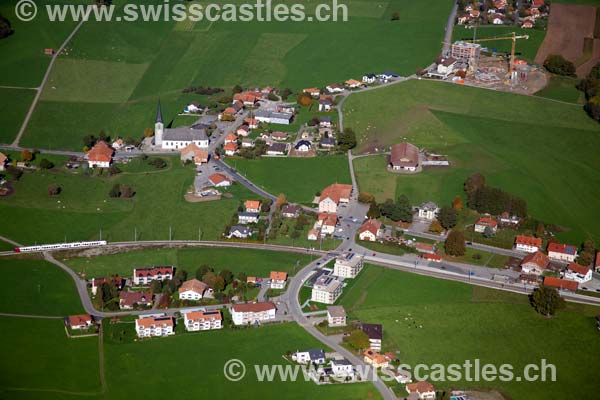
[461, 32, 529, 78]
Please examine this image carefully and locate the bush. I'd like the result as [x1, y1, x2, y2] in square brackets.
[108, 164, 121, 176]
[47, 184, 61, 196]
[39, 158, 54, 169]
[544, 54, 576, 77]
[147, 158, 167, 169]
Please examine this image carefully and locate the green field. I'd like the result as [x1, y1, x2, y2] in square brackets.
[0, 258, 84, 315]
[65, 246, 313, 278]
[225, 155, 352, 203]
[0, 156, 257, 245]
[0, 317, 101, 399]
[18, 0, 453, 150]
[340, 265, 600, 399]
[346, 79, 600, 242]
[535, 75, 583, 104]
[0, 88, 35, 144]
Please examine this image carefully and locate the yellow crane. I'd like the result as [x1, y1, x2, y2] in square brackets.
[462, 32, 529, 77]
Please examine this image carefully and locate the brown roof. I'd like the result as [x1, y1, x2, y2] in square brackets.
[135, 266, 173, 278]
[68, 314, 92, 326]
[327, 305, 346, 318]
[119, 291, 152, 307]
[319, 183, 352, 204]
[406, 381, 435, 393]
[596, 252, 600, 268]
[543, 277, 578, 291]
[87, 141, 114, 162]
[415, 242, 435, 252]
[390, 142, 418, 168]
[231, 302, 276, 313]
[521, 251, 550, 270]
[359, 219, 382, 236]
[225, 133, 238, 141]
[515, 235, 542, 248]
[179, 279, 210, 295]
[180, 143, 208, 162]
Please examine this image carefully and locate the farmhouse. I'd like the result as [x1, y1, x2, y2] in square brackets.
[228, 225, 251, 239]
[389, 142, 419, 172]
[520, 251, 550, 275]
[318, 213, 338, 236]
[237, 125, 250, 136]
[475, 217, 498, 233]
[311, 274, 343, 304]
[179, 279, 213, 300]
[119, 291, 152, 309]
[333, 252, 364, 278]
[224, 133, 237, 144]
[363, 349, 388, 368]
[282, 204, 301, 218]
[86, 141, 114, 168]
[238, 212, 259, 224]
[326, 83, 344, 93]
[318, 183, 352, 213]
[91, 276, 124, 295]
[180, 143, 209, 165]
[563, 263, 592, 283]
[67, 314, 93, 330]
[344, 79, 364, 88]
[254, 110, 293, 125]
[270, 271, 288, 289]
[320, 137, 336, 148]
[133, 266, 174, 285]
[548, 242, 578, 263]
[241, 138, 255, 148]
[319, 116, 332, 128]
[307, 229, 319, 241]
[292, 349, 326, 365]
[230, 302, 276, 325]
[135, 316, 175, 338]
[271, 131, 289, 141]
[360, 323, 383, 352]
[234, 91, 261, 106]
[499, 212, 520, 225]
[327, 305, 347, 327]
[183, 310, 222, 331]
[358, 219, 382, 242]
[406, 381, 436, 400]
[223, 142, 239, 156]
[515, 235, 542, 253]
[319, 97, 333, 112]
[417, 201, 439, 220]
[543, 276, 578, 292]
[208, 173, 232, 187]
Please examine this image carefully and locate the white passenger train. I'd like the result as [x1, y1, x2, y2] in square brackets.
[14, 240, 107, 253]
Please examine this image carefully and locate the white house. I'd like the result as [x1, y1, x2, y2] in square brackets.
[361, 323, 382, 352]
[184, 102, 202, 113]
[294, 140, 312, 152]
[520, 251, 550, 275]
[238, 212, 259, 224]
[311, 275, 343, 304]
[178, 279, 213, 300]
[318, 183, 352, 213]
[319, 97, 333, 112]
[292, 349, 326, 365]
[436, 57, 457, 77]
[133, 266, 174, 285]
[86, 141, 114, 168]
[228, 225, 252, 239]
[358, 219, 382, 242]
[563, 263, 593, 283]
[474, 217, 498, 233]
[327, 305, 347, 327]
[135, 316, 175, 338]
[67, 314, 93, 330]
[333, 253, 363, 279]
[330, 359, 354, 377]
[406, 381, 436, 400]
[230, 302, 276, 325]
[362, 74, 377, 84]
[182, 310, 222, 331]
[208, 173, 232, 187]
[514, 235, 542, 253]
[548, 242, 578, 263]
[417, 201, 439, 220]
[270, 271, 288, 289]
[326, 83, 344, 93]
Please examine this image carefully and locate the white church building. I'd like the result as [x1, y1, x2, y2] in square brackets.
[154, 101, 209, 150]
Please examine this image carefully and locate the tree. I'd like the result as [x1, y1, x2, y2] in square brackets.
[438, 206, 457, 230]
[120, 185, 134, 198]
[483, 225, 495, 238]
[47, 184, 61, 196]
[379, 196, 412, 223]
[202, 271, 218, 288]
[343, 329, 370, 350]
[108, 164, 121, 176]
[150, 279, 162, 293]
[281, 88, 292, 100]
[143, 128, 154, 137]
[337, 128, 357, 151]
[577, 239, 596, 266]
[39, 158, 54, 169]
[109, 184, 121, 198]
[196, 265, 213, 280]
[100, 281, 119, 311]
[275, 193, 287, 210]
[213, 275, 225, 292]
[291, 229, 301, 239]
[83, 135, 96, 149]
[531, 285, 565, 317]
[20, 149, 33, 162]
[219, 269, 234, 286]
[391, 11, 400, 21]
[366, 202, 381, 219]
[0, 14, 12, 39]
[445, 230, 466, 256]
[464, 173, 486, 195]
[544, 54, 576, 77]
[232, 84, 243, 94]
[358, 192, 375, 204]
[260, 199, 272, 213]
[429, 220, 443, 234]
[452, 195, 463, 212]
[298, 94, 312, 106]
[535, 222, 545, 237]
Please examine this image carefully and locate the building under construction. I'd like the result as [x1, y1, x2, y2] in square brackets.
[450, 41, 482, 63]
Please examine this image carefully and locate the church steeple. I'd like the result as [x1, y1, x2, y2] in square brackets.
[156, 100, 163, 124]
[154, 100, 164, 147]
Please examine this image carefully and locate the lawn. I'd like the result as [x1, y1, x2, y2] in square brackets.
[340, 264, 600, 399]
[535, 75, 584, 104]
[0, 156, 257, 245]
[0, 317, 101, 399]
[0, 88, 35, 144]
[103, 322, 379, 400]
[64, 246, 314, 278]
[346, 79, 600, 243]
[0, 258, 84, 315]
[225, 155, 352, 204]
[19, 0, 454, 150]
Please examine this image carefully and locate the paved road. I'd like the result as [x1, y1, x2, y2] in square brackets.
[11, 20, 86, 147]
[442, 2, 459, 55]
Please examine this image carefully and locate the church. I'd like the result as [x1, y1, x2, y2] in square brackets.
[154, 101, 209, 150]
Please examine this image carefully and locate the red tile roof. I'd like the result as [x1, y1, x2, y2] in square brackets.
[68, 314, 92, 326]
[134, 266, 173, 278]
[208, 173, 231, 185]
[245, 200, 261, 210]
[224, 142, 238, 151]
[596, 252, 600, 269]
[319, 183, 352, 204]
[415, 242, 435, 253]
[87, 141, 114, 162]
[406, 381, 435, 394]
[270, 271, 287, 281]
[423, 253, 442, 262]
[476, 217, 497, 228]
[567, 263, 590, 276]
[179, 279, 210, 295]
[137, 316, 174, 328]
[359, 219, 382, 236]
[390, 142, 418, 168]
[543, 277, 578, 291]
[520, 251, 549, 270]
[515, 235, 542, 248]
[119, 291, 152, 307]
[548, 242, 577, 255]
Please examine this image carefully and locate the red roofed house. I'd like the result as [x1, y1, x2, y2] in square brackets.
[543, 276, 578, 292]
[415, 242, 436, 254]
[68, 314, 93, 330]
[119, 291, 153, 309]
[563, 263, 592, 283]
[359, 219, 383, 242]
[178, 279, 213, 300]
[317, 212, 338, 236]
[389, 142, 419, 172]
[223, 142, 239, 156]
[270, 271, 288, 289]
[406, 381, 436, 400]
[183, 310, 222, 331]
[135, 316, 174, 338]
[86, 141, 114, 168]
[230, 302, 276, 325]
[547, 242, 578, 263]
[303, 88, 321, 98]
[224, 133, 238, 144]
[423, 253, 442, 263]
[475, 217, 497, 233]
[245, 117, 258, 129]
[318, 183, 353, 213]
[133, 266, 174, 285]
[363, 349, 389, 368]
[515, 235, 543, 253]
[208, 173, 232, 187]
[245, 200, 261, 213]
[180, 143, 209, 165]
[91, 276, 124, 295]
[520, 251, 550, 275]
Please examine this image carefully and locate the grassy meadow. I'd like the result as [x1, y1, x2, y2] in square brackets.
[225, 155, 352, 203]
[18, 0, 453, 150]
[346, 79, 600, 242]
[0, 88, 35, 144]
[340, 264, 600, 399]
[535, 75, 584, 104]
